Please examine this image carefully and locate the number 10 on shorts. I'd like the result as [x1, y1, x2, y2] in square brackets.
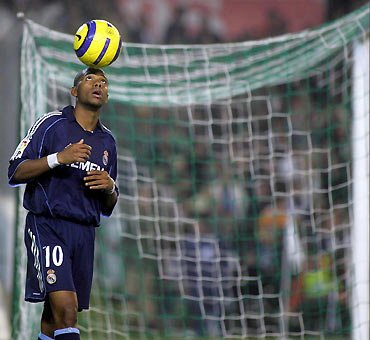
[43, 245, 64, 267]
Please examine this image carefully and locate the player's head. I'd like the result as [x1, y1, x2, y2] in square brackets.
[73, 67, 108, 87]
[71, 67, 109, 108]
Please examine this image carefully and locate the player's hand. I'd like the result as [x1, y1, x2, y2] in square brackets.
[84, 170, 115, 194]
[57, 139, 91, 164]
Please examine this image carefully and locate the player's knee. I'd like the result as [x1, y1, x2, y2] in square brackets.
[54, 304, 78, 328]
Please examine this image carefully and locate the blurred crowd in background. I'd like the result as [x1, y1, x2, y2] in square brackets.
[1, 0, 367, 45]
[0, 0, 368, 338]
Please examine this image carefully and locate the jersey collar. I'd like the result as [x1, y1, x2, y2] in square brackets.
[63, 105, 106, 133]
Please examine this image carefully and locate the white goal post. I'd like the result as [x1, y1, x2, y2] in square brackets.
[351, 37, 369, 340]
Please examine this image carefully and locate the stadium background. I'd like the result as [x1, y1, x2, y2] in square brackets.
[0, 0, 367, 339]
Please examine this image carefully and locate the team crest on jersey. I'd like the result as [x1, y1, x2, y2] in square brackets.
[103, 151, 109, 166]
[46, 269, 57, 285]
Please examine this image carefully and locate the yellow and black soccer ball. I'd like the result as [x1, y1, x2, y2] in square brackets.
[73, 20, 122, 68]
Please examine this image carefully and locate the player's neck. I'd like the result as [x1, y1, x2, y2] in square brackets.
[73, 105, 100, 132]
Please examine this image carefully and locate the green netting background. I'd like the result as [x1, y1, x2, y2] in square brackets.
[13, 5, 369, 340]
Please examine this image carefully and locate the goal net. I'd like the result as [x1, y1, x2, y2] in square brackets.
[13, 5, 369, 339]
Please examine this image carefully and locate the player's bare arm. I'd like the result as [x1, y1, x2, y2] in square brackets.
[12, 139, 91, 183]
[84, 170, 117, 214]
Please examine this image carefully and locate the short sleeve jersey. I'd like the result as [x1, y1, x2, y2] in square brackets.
[8, 105, 119, 226]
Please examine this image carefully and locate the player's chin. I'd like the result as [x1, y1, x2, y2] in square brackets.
[87, 99, 106, 109]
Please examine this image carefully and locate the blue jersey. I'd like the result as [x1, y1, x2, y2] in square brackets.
[8, 105, 119, 226]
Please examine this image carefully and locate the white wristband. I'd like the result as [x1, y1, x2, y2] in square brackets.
[47, 153, 60, 169]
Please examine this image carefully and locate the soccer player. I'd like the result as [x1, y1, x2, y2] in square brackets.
[8, 67, 119, 340]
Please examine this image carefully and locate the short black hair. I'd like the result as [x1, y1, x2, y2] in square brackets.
[73, 67, 107, 87]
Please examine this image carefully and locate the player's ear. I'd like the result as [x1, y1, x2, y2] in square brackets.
[71, 86, 77, 97]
